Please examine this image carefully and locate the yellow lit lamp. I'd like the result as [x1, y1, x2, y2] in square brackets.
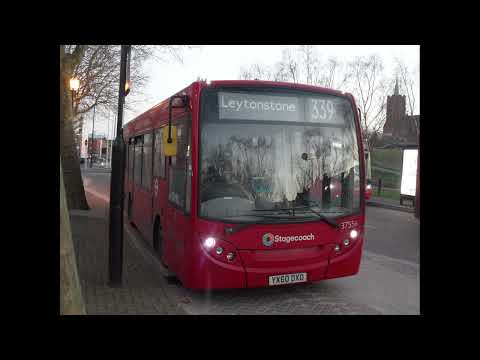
[125, 80, 131, 96]
[70, 78, 80, 91]
[69, 78, 80, 112]
[162, 126, 177, 156]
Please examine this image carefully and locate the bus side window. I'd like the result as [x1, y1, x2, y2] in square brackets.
[134, 135, 143, 186]
[168, 117, 191, 213]
[128, 140, 135, 182]
[142, 133, 153, 190]
[153, 128, 165, 178]
[124, 139, 128, 179]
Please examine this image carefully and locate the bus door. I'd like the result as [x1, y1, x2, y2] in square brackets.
[131, 134, 152, 239]
[126, 138, 135, 218]
[138, 132, 154, 241]
[164, 119, 192, 277]
[152, 127, 168, 248]
[131, 135, 144, 223]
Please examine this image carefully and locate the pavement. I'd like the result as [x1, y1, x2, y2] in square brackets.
[69, 169, 419, 315]
[367, 195, 415, 213]
[69, 191, 186, 315]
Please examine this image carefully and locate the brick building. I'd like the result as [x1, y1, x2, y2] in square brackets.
[383, 79, 419, 144]
[80, 133, 111, 160]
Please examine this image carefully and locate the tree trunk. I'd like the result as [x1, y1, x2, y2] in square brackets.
[60, 157, 86, 315]
[60, 46, 89, 210]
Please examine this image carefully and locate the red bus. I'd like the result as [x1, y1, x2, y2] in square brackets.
[123, 80, 366, 289]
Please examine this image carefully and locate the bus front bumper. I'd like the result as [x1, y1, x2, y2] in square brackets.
[185, 237, 363, 290]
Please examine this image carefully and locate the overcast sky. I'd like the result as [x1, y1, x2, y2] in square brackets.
[86, 45, 419, 139]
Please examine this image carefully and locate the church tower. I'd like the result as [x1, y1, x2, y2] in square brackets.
[383, 78, 406, 137]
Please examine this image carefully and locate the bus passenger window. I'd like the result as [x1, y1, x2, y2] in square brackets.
[153, 128, 165, 178]
[128, 140, 135, 181]
[168, 119, 191, 213]
[142, 133, 153, 190]
[134, 136, 143, 186]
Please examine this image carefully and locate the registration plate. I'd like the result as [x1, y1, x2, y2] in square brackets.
[268, 272, 307, 286]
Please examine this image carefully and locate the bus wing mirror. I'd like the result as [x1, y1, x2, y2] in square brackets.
[162, 126, 177, 156]
[166, 95, 189, 149]
[171, 95, 188, 108]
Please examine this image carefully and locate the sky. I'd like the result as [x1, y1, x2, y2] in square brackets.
[84, 45, 420, 139]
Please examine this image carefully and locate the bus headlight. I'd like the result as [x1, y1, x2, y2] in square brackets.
[366, 184, 372, 190]
[204, 237, 216, 248]
[350, 229, 358, 239]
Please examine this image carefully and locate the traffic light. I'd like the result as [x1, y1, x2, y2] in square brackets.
[84, 139, 88, 146]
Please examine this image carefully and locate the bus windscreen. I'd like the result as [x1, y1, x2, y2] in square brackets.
[200, 89, 361, 223]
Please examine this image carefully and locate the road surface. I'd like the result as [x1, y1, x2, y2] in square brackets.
[81, 170, 420, 315]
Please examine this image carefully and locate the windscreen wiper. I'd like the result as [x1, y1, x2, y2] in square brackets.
[224, 215, 287, 235]
[223, 211, 339, 235]
[253, 204, 340, 229]
[295, 206, 340, 229]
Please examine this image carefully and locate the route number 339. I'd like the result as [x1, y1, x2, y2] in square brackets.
[311, 99, 335, 121]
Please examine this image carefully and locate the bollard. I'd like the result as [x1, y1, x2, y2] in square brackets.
[378, 178, 382, 196]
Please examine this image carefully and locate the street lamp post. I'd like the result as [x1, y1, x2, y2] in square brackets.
[108, 45, 131, 286]
[90, 105, 96, 168]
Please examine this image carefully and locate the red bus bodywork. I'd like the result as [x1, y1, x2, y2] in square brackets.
[123, 80, 366, 289]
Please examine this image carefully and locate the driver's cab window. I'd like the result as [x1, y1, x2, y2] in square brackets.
[168, 116, 191, 213]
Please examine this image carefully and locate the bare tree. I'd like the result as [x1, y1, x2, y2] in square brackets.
[275, 48, 300, 83]
[394, 57, 417, 116]
[61, 45, 189, 209]
[70, 45, 191, 137]
[345, 55, 387, 149]
[239, 62, 276, 81]
[298, 45, 320, 85]
[318, 57, 351, 90]
[239, 46, 350, 90]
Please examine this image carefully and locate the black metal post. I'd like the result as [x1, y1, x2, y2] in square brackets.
[108, 45, 130, 287]
[90, 105, 96, 168]
[71, 90, 75, 112]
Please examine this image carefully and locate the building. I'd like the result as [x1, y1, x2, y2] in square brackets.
[80, 133, 112, 160]
[382, 79, 419, 144]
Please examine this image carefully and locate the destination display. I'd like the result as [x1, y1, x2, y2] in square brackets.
[219, 92, 301, 122]
[218, 92, 349, 124]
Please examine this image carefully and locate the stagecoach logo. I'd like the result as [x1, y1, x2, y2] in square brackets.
[262, 232, 315, 246]
[262, 233, 275, 247]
